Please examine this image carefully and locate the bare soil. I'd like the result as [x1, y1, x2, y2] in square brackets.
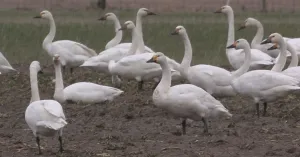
[0, 64, 300, 157]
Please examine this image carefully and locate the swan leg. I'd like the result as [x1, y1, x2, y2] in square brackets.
[36, 136, 42, 155]
[58, 136, 64, 153]
[202, 118, 209, 133]
[111, 75, 122, 88]
[138, 81, 144, 90]
[263, 102, 267, 116]
[181, 119, 186, 135]
[256, 103, 260, 118]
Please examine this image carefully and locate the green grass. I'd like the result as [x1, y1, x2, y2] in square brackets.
[0, 9, 300, 67]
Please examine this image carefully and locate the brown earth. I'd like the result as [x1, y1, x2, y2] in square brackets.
[0, 64, 300, 157]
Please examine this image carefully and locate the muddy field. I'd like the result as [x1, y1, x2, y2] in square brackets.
[0, 64, 300, 157]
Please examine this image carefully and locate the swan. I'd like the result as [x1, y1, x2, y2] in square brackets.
[228, 38, 300, 117]
[146, 52, 232, 134]
[25, 61, 67, 154]
[53, 54, 123, 104]
[0, 51, 16, 74]
[108, 21, 182, 90]
[261, 33, 300, 82]
[171, 25, 237, 97]
[34, 10, 97, 73]
[238, 17, 293, 58]
[214, 5, 275, 70]
[99, 12, 154, 53]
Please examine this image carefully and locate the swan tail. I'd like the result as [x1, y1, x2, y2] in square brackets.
[108, 60, 117, 75]
[74, 43, 97, 57]
[36, 118, 67, 131]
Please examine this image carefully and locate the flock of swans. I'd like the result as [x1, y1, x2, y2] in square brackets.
[1, 4, 300, 154]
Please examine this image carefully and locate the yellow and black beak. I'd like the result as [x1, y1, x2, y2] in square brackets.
[261, 37, 272, 45]
[118, 24, 127, 31]
[267, 43, 278, 50]
[171, 29, 179, 35]
[226, 41, 237, 49]
[214, 8, 222, 13]
[146, 11, 156, 15]
[237, 24, 246, 31]
[146, 55, 158, 63]
[33, 15, 41, 18]
[98, 15, 107, 21]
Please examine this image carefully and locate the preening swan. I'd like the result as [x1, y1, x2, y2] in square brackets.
[53, 54, 124, 104]
[34, 10, 97, 73]
[171, 25, 236, 97]
[25, 61, 67, 154]
[99, 12, 154, 53]
[146, 52, 232, 134]
[108, 21, 182, 90]
[0, 51, 16, 74]
[228, 39, 300, 117]
[214, 5, 275, 70]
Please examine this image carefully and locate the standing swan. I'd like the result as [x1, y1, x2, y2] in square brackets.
[34, 10, 97, 73]
[53, 54, 123, 104]
[25, 61, 67, 154]
[146, 52, 232, 134]
[99, 12, 153, 53]
[214, 5, 275, 70]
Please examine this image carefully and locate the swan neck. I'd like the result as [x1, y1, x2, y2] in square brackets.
[105, 18, 123, 49]
[251, 21, 264, 47]
[271, 39, 287, 72]
[226, 11, 235, 47]
[154, 60, 171, 95]
[180, 32, 192, 70]
[43, 16, 56, 50]
[127, 28, 139, 55]
[232, 46, 251, 77]
[54, 62, 64, 100]
[287, 42, 298, 68]
[30, 69, 40, 103]
[136, 14, 145, 53]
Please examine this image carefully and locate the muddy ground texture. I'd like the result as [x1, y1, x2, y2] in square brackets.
[0, 64, 300, 157]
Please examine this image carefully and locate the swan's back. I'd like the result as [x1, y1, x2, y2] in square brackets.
[63, 82, 123, 103]
[52, 40, 97, 57]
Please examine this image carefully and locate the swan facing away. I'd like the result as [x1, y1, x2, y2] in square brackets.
[146, 52, 232, 134]
[227, 39, 300, 117]
[98, 12, 154, 53]
[53, 54, 123, 104]
[0, 51, 16, 74]
[214, 5, 275, 70]
[25, 61, 67, 154]
[34, 10, 97, 73]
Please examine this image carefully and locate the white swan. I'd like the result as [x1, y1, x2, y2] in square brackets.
[214, 5, 275, 70]
[53, 54, 123, 104]
[171, 25, 236, 97]
[261, 33, 300, 82]
[34, 10, 97, 73]
[0, 51, 16, 74]
[228, 38, 300, 117]
[108, 21, 182, 90]
[25, 61, 67, 154]
[146, 52, 232, 134]
[238, 17, 292, 58]
[99, 12, 154, 53]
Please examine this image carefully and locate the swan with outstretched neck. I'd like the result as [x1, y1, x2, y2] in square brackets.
[146, 52, 232, 134]
[25, 61, 67, 154]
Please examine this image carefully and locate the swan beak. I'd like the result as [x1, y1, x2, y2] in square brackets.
[118, 25, 127, 31]
[267, 43, 278, 50]
[214, 9, 222, 13]
[34, 15, 41, 18]
[226, 42, 237, 49]
[238, 25, 246, 31]
[98, 15, 107, 21]
[171, 30, 178, 35]
[146, 56, 158, 63]
[261, 38, 271, 45]
[147, 11, 156, 15]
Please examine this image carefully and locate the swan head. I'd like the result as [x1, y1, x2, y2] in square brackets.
[171, 26, 186, 35]
[118, 21, 135, 31]
[261, 33, 283, 45]
[53, 54, 61, 65]
[214, 5, 233, 14]
[226, 39, 250, 50]
[34, 10, 52, 19]
[99, 13, 117, 21]
[238, 17, 259, 31]
[137, 8, 156, 17]
[146, 52, 166, 64]
[30, 61, 43, 74]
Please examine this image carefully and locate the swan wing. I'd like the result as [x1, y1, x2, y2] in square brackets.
[52, 40, 97, 57]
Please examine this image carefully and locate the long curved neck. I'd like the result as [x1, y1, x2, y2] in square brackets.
[127, 28, 139, 56]
[154, 60, 171, 95]
[54, 62, 64, 99]
[271, 39, 287, 72]
[30, 69, 40, 103]
[251, 21, 264, 47]
[226, 11, 235, 47]
[232, 45, 251, 77]
[105, 18, 123, 49]
[42, 16, 56, 50]
[136, 14, 145, 53]
[179, 32, 192, 77]
[287, 42, 298, 68]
